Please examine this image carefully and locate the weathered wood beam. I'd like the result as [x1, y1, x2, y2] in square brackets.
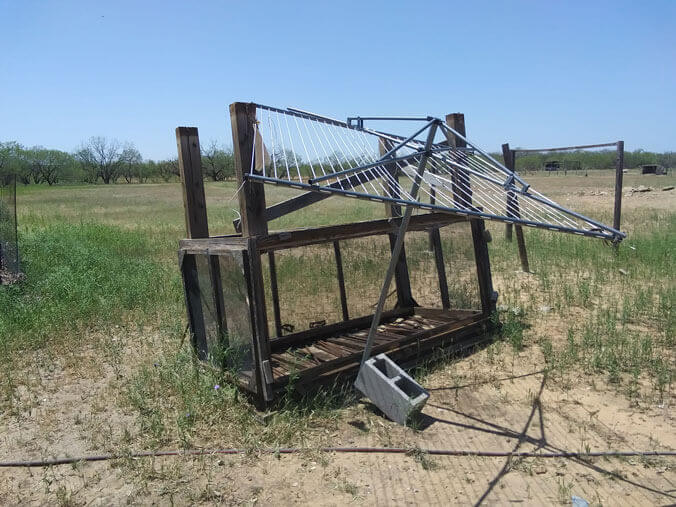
[231, 102, 268, 237]
[502, 143, 529, 271]
[333, 241, 349, 321]
[444, 113, 473, 208]
[176, 127, 225, 359]
[613, 141, 624, 233]
[176, 127, 209, 238]
[470, 219, 496, 315]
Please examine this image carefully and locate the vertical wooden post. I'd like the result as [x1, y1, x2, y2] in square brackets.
[445, 116, 495, 315]
[230, 103, 273, 404]
[502, 142, 530, 272]
[502, 143, 514, 242]
[444, 113, 472, 208]
[231, 103, 268, 237]
[431, 229, 451, 309]
[613, 141, 624, 233]
[176, 127, 226, 360]
[514, 222, 530, 273]
[470, 219, 496, 315]
[179, 252, 208, 359]
[268, 251, 283, 337]
[380, 138, 416, 309]
[333, 241, 349, 321]
[177, 127, 209, 239]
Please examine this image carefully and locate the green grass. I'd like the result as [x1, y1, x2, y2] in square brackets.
[0, 223, 181, 352]
[487, 210, 675, 399]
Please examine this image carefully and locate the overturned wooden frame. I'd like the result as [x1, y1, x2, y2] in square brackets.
[176, 103, 498, 406]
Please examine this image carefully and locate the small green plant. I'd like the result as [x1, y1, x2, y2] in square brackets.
[407, 447, 439, 471]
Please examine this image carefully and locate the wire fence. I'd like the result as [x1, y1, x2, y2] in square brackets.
[0, 174, 20, 278]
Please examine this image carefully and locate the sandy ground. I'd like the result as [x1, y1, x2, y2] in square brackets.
[0, 334, 673, 505]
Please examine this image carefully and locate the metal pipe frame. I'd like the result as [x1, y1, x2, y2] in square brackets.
[347, 116, 435, 129]
[514, 142, 619, 153]
[359, 120, 441, 367]
[245, 173, 623, 242]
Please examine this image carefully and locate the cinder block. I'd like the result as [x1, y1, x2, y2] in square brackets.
[354, 353, 429, 425]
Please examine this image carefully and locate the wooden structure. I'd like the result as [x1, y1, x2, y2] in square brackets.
[177, 104, 498, 406]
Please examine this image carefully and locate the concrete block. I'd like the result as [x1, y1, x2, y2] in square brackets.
[354, 353, 429, 425]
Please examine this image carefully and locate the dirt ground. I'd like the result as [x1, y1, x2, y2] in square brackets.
[0, 177, 674, 505]
[0, 331, 673, 505]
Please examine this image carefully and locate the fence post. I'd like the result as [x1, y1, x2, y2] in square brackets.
[176, 127, 227, 360]
[230, 102, 273, 404]
[502, 143, 514, 242]
[501, 143, 530, 272]
[613, 141, 624, 234]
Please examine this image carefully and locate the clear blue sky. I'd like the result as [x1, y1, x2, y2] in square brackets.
[2, 0, 674, 160]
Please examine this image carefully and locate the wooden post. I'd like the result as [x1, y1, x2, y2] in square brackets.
[501, 143, 530, 272]
[333, 241, 349, 321]
[444, 113, 472, 208]
[230, 102, 273, 404]
[613, 141, 624, 233]
[502, 143, 514, 242]
[176, 127, 209, 239]
[431, 229, 451, 309]
[380, 138, 416, 308]
[176, 127, 226, 359]
[179, 252, 208, 359]
[231, 102, 268, 237]
[470, 219, 496, 315]
[268, 252, 283, 337]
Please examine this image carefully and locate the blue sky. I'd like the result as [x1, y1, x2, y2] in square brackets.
[1, 0, 674, 160]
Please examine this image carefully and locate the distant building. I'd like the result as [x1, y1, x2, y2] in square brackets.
[640, 164, 666, 175]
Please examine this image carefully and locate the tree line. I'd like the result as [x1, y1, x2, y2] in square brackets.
[0, 137, 236, 185]
[0, 137, 673, 187]
[509, 149, 676, 172]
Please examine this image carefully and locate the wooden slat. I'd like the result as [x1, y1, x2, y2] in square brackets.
[273, 314, 489, 385]
[269, 307, 413, 352]
[258, 213, 466, 252]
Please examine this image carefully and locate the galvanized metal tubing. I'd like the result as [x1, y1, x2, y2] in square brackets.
[247, 103, 625, 243]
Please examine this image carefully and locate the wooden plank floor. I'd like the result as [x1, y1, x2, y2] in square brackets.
[270, 309, 481, 380]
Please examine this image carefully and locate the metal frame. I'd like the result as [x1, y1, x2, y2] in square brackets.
[246, 107, 625, 243]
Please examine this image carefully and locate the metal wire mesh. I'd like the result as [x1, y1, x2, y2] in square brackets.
[0, 175, 19, 278]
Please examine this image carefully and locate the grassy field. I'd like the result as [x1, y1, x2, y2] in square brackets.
[0, 170, 674, 503]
